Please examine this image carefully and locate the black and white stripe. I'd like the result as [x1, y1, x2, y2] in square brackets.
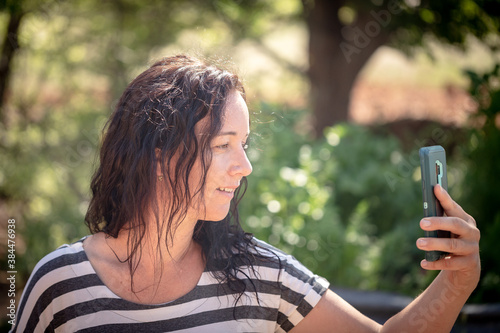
[11, 238, 329, 332]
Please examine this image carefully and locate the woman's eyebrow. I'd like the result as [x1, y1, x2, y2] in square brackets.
[217, 131, 250, 137]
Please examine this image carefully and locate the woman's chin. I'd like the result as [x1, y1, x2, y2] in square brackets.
[204, 214, 229, 222]
[202, 208, 231, 222]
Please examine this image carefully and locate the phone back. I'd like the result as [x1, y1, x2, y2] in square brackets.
[419, 145, 448, 217]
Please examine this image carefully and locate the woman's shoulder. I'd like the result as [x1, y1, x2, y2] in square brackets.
[249, 237, 328, 285]
[12, 237, 103, 332]
[248, 237, 330, 311]
[17, 236, 97, 311]
[27, 237, 90, 284]
[250, 237, 309, 267]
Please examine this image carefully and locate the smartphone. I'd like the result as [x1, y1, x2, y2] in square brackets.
[419, 145, 450, 262]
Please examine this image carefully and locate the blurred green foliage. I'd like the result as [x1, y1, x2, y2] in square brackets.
[0, 109, 104, 279]
[460, 64, 500, 303]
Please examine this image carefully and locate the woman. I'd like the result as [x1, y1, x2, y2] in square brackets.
[12, 55, 480, 332]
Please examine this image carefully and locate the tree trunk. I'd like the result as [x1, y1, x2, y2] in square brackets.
[0, 8, 24, 125]
[304, 0, 390, 137]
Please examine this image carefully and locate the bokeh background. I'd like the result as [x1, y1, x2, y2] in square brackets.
[1, 0, 499, 330]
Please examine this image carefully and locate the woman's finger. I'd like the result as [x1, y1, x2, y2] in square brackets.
[416, 237, 479, 256]
[420, 217, 480, 242]
[420, 254, 480, 272]
[434, 185, 476, 227]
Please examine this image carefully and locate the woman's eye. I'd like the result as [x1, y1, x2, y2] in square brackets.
[213, 142, 249, 150]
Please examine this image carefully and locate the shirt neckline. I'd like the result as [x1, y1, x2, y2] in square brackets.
[74, 236, 209, 307]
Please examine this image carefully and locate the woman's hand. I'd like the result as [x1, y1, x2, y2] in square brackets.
[416, 184, 481, 291]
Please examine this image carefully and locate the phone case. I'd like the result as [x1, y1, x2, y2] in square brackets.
[419, 145, 450, 262]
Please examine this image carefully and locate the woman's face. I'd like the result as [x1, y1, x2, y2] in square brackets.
[190, 89, 253, 221]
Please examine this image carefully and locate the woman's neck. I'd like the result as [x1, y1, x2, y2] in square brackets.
[105, 216, 199, 271]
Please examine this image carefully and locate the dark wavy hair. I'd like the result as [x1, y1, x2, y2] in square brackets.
[85, 55, 270, 300]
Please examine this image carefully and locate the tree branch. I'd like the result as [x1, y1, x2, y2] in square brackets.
[0, 8, 25, 125]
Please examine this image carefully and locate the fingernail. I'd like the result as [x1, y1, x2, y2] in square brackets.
[421, 219, 431, 227]
[421, 260, 428, 267]
[418, 239, 427, 246]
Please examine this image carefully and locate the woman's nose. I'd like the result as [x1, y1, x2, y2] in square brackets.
[230, 148, 252, 177]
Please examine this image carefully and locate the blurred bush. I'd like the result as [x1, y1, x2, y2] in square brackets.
[0, 109, 104, 282]
[460, 64, 500, 303]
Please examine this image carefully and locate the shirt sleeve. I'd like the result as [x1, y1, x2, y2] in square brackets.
[275, 253, 330, 332]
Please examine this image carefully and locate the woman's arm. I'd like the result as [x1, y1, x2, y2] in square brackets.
[382, 184, 480, 332]
[291, 184, 480, 333]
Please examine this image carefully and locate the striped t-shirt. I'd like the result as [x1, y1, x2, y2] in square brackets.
[11, 237, 329, 332]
